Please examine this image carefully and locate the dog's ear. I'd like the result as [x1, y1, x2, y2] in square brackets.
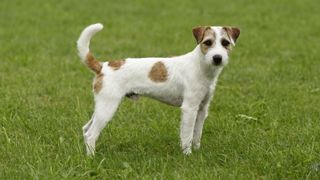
[223, 27, 240, 45]
[192, 26, 210, 44]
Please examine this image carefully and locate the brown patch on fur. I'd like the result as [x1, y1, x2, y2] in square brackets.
[223, 27, 240, 43]
[220, 31, 233, 52]
[192, 26, 211, 44]
[149, 61, 168, 82]
[108, 60, 125, 70]
[200, 28, 216, 54]
[86, 53, 102, 74]
[93, 73, 104, 93]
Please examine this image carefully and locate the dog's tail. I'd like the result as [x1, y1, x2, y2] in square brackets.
[77, 23, 104, 74]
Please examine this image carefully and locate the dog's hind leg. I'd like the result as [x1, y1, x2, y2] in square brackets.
[83, 95, 122, 155]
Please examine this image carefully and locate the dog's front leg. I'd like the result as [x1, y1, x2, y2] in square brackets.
[192, 94, 212, 150]
[180, 98, 201, 155]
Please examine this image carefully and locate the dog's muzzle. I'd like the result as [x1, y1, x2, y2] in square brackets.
[212, 55, 222, 65]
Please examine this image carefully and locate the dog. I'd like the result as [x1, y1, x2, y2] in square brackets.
[77, 23, 240, 155]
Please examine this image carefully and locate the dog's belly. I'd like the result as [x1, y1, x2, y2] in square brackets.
[129, 87, 183, 107]
[147, 94, 183, 107]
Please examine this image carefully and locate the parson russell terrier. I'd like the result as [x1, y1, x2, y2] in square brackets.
[77, 23, 240, 155]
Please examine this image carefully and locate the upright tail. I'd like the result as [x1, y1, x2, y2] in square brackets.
[77, 23, 104, 74]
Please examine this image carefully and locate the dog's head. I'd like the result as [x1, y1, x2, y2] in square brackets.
[192, 26, 240, 66]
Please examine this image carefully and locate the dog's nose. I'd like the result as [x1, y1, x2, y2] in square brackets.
[212, 55, 222, 65]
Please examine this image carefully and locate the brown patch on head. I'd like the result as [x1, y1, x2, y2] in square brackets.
[108, 60, 125, 70]
[223, 27, 240, 43]
[86, 53, 102, 74]
[199, 28, 216, 54]
[149, 61, 168, 82]
[192, 26, 211, 44]
[93, 73, 104, 93]
[220, 30, 233, 52]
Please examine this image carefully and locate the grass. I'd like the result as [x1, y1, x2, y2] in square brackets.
[1, 0, 320, 179]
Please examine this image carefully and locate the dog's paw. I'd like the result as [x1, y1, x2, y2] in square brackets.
[193, 142, 201, 150]
[85, 144, 95, 156]
[183, 147, 192, 155]
[84, 135, 96, 156]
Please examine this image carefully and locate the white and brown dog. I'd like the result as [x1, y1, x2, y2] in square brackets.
[77, 23, 240, 155]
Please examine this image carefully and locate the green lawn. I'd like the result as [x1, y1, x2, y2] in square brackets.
[1, 0, 320, 179]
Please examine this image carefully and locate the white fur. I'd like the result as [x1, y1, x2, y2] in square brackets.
[77, 23, 103, 61]
[77, 24, 238, 155]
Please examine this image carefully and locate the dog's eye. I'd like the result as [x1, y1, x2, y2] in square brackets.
[221, 39, 230, 47]
[203, 40, 212, 46]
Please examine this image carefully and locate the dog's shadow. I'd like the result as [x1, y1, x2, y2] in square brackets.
[94, 99, 182, 156]
[97, 134, 178, 157]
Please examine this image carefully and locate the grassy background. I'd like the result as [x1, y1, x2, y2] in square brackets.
[1, 0, 320, 179]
